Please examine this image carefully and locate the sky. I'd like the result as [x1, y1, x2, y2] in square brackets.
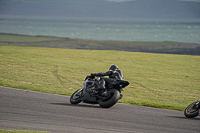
[0, 0, 200, 22]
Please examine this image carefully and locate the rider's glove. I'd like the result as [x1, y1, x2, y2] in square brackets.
[91, 73, 95, 77]
[90, 73, 95, 78]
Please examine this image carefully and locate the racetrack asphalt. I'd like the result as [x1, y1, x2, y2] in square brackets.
[0, 86, 199, 133]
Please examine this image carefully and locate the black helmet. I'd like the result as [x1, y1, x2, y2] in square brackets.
[109, 64, 118, 71]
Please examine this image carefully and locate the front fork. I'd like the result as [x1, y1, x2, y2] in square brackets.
[195, 101, 200, 116]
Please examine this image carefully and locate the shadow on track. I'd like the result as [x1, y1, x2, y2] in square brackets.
[50, 102, 101, 108]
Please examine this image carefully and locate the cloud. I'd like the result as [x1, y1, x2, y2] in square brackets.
[105, 0, 137, 2]
[179, 0, 200, 2]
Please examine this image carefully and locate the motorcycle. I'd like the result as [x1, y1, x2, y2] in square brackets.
[184, 101, 200, 118]
[70, 75, 129, 108]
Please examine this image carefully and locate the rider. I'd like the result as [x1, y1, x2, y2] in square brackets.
[90, 64, 129, 96]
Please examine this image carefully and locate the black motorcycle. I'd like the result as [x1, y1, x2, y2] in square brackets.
[184, 101, 200, 118]
[70, 75, 129, 108]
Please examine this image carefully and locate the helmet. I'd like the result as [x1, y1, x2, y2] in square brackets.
[109, 64, 118, 71]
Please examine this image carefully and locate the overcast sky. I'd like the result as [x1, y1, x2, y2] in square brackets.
[0, 0, 200, 22]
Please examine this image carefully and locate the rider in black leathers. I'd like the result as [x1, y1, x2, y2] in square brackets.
[91, 64, 129, 93]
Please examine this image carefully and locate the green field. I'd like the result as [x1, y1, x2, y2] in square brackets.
[0, 45, 199, 111]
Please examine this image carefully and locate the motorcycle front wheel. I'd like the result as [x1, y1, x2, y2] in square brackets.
[70, 88, 83, 104]
[184, 102, 199, 118]
[99, 89, 120, 108]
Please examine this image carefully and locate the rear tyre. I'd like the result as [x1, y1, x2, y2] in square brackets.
[99, 89, 120, 108]
[70, 89, 83, 104]
[184, 102, 199, 118]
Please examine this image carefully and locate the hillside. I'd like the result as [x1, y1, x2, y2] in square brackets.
[0, 33, 200, 55]
[1, 0, 200, 23]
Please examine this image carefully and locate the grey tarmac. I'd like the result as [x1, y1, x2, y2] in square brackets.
[0, 87, 199, 133]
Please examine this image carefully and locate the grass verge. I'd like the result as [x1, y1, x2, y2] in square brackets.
[0, 46, 199, 111]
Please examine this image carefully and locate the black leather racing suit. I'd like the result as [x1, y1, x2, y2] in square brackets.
[91, 70, 129, 89]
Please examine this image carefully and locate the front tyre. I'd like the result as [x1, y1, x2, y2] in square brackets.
[184, 102, 199, 118]
[70, 89, 83, 104]
[99, 89, 120, 108]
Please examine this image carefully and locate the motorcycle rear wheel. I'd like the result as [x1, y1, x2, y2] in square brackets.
[184, 102, 199, 118]
[99, 89, 120, 108]
[70, 89, 82, 104]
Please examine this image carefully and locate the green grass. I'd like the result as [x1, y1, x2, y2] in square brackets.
[0, 129, 49, 133]
[1, 33, 199, 52]
[0, 46, 199, 111]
